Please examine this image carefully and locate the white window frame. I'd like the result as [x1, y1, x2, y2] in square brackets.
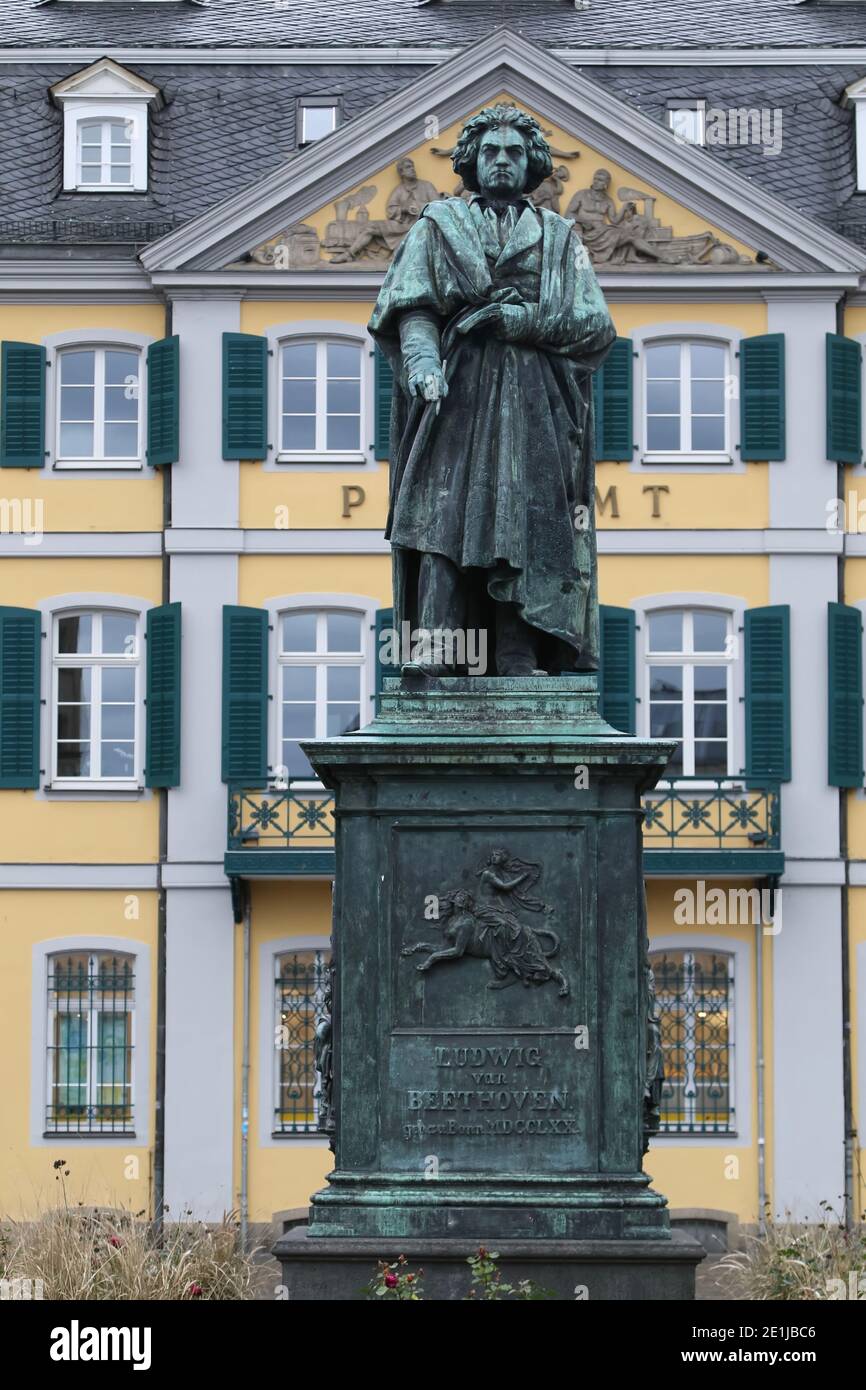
[642, 606, 737, 781]
[258, 932, 332, 1149]
[643, 338, 731, 465]
[44, 949, 136, 1137]
[666, 102, 706, 147]
[31, 934, 152, 1149]
[264, 594, 377, 789]
[650, 945, 736, 1137]
[276, 333, 367, 465]
[50, 607, 143, 792]
[299, 100, 339, 145]
[275, 606, 369, 787]
[63, 104, 148, 192]
[54, 343, 144, 469]
[75, 116, 133, 189]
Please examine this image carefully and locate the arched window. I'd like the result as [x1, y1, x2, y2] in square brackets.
[645, 607, 734, 777]
[650, 948, 735, 1135]
[276, 608, 366, 780]
[274, 949, 330, 1136]
[46, 951, 135, 1135]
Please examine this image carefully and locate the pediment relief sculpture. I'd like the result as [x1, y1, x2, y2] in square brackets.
[239, 149, 756, 272]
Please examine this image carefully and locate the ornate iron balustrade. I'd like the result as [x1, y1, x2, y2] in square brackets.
[641, 778, 780, 854]
[228, 783, 336, 852]
[227, 778, 780, 867]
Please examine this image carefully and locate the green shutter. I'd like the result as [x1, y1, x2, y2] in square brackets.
[593, 337, 633, 462]
[740, 333, 785, 461]
[373, 605, 395, 713]
[0, 342, 46, 469]
[826, 333, 862, 466]
[373, 346, 394, 461]
[222, 605, 268, 783]
[828, 602, 863, 788]
[222, 333, 268, 460]
[599, 604, 636, 734]
[147, 335, 180, 467]
[145, 603, 181, 788]
[745, 604, 791, 782]
[0, 606, 41, 788]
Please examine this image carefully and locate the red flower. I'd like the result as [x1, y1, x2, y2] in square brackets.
[108, 1235, 122, 1248]
[406, 1274, 414, 1284]
[188, 1282, 204, 1297]
[384, 1273, 398, 1288]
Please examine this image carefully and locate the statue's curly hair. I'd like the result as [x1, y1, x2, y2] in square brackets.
[452, 104, 553, 195]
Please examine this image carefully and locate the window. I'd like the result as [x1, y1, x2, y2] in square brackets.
[666, 102, 706, 147]
[646, 609, 733, 776]
[52, 610, 140, 785]
[644, 340, 729, 459]
[299, 101, 338, 145]
[46, 951, 135, 1135]
[274, 949, 330, 1135]
[52, 59, 159, 194]
[651, 949, 734, 1135]
[56, 346, 142, 466]
[279, 339, 363, 458]
[278, 610, 364, 779]
[77, 118, 132, 187]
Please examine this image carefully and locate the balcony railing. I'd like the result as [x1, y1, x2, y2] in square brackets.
[225, 777, 782, 876]
[642, 777, 782, 874]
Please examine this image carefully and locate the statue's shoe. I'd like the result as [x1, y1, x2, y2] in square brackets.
[497, 664, 548, 676]
[400, 660, 454, 678]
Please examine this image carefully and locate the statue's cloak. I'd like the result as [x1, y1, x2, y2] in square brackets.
[368, 196, 615, 670]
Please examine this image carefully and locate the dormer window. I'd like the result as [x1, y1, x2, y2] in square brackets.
[50, 58, 162, 195]
[666, 100, 706, 147]
[844, 77, 866, 192]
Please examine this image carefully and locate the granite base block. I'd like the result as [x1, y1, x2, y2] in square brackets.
[273, 1227, 704, 1301]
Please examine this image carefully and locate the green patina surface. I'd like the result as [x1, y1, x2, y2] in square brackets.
[303, 676, 677, 1242]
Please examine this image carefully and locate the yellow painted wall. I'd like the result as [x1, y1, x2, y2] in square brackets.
[0, 558, 162, 862]
[645, 878, 771, 1226]
[239, 553, 391, 609]
[238, 880, 334, 1223]
[598, 553, 768, 609]
[0, 890, 157, 1220]
[0, 304, 165, 531]
[848, 887, 866, 1224]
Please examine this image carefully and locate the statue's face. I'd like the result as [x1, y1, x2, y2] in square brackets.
[476, 124, 529, 199]
[592, 169, 610, 192]
[397, 158, 416, 179]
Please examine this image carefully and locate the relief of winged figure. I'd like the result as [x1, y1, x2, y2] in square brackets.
[402, 848, 569, 997]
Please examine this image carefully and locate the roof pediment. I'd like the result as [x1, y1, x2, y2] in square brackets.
[140, 28, 866, 275]
[50, 56, 163, 107]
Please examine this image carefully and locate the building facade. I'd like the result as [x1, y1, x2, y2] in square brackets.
[2, 0, 866, 1252]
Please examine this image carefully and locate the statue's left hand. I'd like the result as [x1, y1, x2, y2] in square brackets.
[458, 302, 533, 342]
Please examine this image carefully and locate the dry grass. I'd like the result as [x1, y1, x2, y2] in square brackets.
[718, 1207, 866, 1301]
[1, 1169, 263, 1301]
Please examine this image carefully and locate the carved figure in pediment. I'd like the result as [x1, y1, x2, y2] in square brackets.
[531, 164, 570, 214]
[565, 168, 745, 266]
[327, 159, 445, 263]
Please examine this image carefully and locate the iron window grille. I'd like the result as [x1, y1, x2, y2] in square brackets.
[274, 949, 330, 1135]
[651, 949, 735, 1135]
[46, 952, 135, 1135]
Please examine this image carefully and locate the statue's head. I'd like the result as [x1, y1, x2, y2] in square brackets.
[396, 157, 417, 180]
[591, 168, 611, 192]
[452, 104, 553, 198]
[489, 848, 508, 866]
[453, 889, 474, 910]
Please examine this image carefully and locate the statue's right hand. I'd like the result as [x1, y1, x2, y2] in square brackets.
[407, 362, 449, 402]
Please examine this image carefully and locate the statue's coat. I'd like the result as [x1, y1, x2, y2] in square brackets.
[369, 195, 615, 669]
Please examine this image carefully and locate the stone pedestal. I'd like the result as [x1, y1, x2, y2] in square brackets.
[273, 1228, 703, 1301]
[276, 676, 703, 1297]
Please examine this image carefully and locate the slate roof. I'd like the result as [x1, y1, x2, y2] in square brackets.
[3, 2, 866, 254]
[3, 0, 866, 53]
